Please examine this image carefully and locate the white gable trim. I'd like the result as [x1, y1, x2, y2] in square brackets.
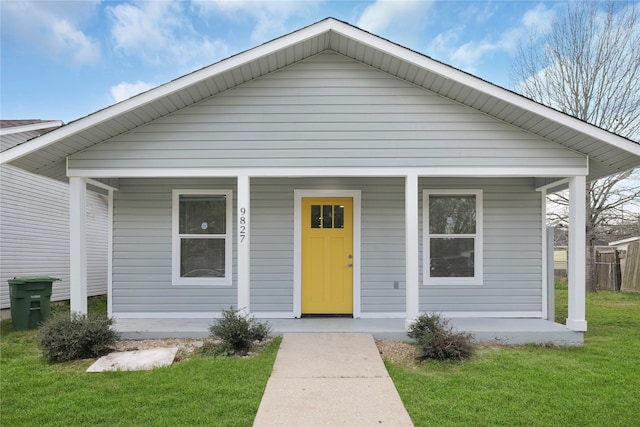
[337, 21, 639, 154]
[0, 22, 334, 165]
[0, 120, 63, 136]
[4, 19, 638, 169]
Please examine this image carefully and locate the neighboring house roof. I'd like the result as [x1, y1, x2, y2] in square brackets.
[1, 119, 49, 129]
[0, 120, 64, 152]
[1, 18, 639, 183]
[609, 236, 640, 247]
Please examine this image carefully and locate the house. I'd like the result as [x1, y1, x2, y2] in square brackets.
[0, 120, 108, 311]
[608, 236, 640, 252]
[2, 19, 640, 343]
[609, 237, 640, 292]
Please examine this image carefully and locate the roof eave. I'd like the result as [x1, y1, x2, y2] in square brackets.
[0, 120, 63, 137]
[2, 18, 638, 171]
[1, 19, 336, 166]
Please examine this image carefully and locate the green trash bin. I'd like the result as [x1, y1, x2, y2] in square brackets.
[8, 276, 60, 330]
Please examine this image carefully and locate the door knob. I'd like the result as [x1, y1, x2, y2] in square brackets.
[347, 263, 353, 267]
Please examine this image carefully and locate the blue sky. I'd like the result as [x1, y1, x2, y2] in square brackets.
[1, 1, 571, 123]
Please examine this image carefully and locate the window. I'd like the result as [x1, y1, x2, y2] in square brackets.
[424, 190, 482, 285]
[172, 190, 232, 286]
[310, 204, 345, 229]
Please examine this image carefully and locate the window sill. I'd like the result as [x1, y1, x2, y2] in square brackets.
[172, 279, 232, 287]
[423, 279, 483, 286]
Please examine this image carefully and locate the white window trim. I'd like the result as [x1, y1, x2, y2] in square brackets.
[172, 189, 233, 286]
[423, 189, 483, 286]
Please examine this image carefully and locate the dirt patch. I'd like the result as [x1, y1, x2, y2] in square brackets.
[114, 337, 273, 361]
[114, 338, 419, 365]
[375, 340, 419, 367]
[115, 338, 204, 352]
[115, 338, 204, 361]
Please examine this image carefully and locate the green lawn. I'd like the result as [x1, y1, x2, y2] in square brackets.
[1, 298, 280, 426]
[2, 291, 639, 426]
[388, 287, 640, 427]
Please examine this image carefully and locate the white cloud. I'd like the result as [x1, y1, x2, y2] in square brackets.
[110, 81, 156, 103]
[449, 40, 497, 73]
[107, 1, 228, 70]
[51, 20, 100, 64]
[351, 0, 437, 52]
[0, 1, 101, 65]
[426, 4, 557, 74]
[356, 0, 432, 34]
[193, 0, 319, 43]
[522, 3, 556, 36]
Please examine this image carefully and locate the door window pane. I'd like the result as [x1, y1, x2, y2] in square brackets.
[334, 205, 344, 229]
[430, 238, 475, 277]
[310, 203, 346, 229]
[322, 205, 333, 229]
[429, 195, 476, 234]
[179, 195, 226, 234]
[181, 238, 225, 277]
[311, 205, 321, 228]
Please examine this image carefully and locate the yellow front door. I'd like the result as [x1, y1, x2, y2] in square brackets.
[302, 197, 353, 315]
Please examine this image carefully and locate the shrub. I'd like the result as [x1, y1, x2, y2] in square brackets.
[40, 312, 118, 362]
[196, 341, 236, 358]
[408, 313, 474, 361]
[208, 307, 271, 355]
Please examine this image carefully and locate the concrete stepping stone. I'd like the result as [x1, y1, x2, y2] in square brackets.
[87, 348, 178, 372]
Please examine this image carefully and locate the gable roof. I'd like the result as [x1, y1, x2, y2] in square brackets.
[0, 120, 63, 152]
[2, 18, 639, 183]
[1, 119, 55, 129]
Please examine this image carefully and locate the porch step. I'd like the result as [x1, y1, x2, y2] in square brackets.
[114, 317, 583, 345]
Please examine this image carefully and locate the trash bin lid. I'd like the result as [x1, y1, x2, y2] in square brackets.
[8, 276, 61, 285]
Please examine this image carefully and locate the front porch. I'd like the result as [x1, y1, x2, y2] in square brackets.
[114, 317, 584, 346]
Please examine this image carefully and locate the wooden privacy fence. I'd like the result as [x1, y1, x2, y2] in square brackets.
[595, 248, 621, 291]
[555, 243, 640, 292]
[621, 241, 640, 293]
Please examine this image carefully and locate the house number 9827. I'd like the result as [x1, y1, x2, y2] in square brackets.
[239, 207, 247, 242]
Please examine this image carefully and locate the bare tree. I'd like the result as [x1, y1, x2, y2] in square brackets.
[547, 169, 640, 244]
[512, 1, 640, 290]
[513, 1, 640, 139]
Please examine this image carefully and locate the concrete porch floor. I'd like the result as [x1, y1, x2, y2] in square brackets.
[114, 317, 584, 346]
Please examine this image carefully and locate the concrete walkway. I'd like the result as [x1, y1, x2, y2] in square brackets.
[253, 333, 414, 426]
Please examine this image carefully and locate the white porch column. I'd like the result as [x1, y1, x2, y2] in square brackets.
[107, 188, 114, 317]
[405, 174, 419, 327]
[69, 176, 88, 315]
[237, 176, 250, 313]
[567, 175, 588, 331]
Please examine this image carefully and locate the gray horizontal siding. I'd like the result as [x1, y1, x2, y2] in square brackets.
[248, 177, 407, 314]
[86, 192, 109, 297]
[0, 167, 108, 308]
[249, 179, 295, 312]
[112, 177, 408, 314]
[360, 179, 406, 313]
[112, 178, 237, 314]
[68, 52, 584, 172]
[111, 176, 544, 316]
[419, 178, 543, 313]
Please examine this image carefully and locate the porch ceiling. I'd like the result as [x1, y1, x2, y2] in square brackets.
[2, 18, 639, 183]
